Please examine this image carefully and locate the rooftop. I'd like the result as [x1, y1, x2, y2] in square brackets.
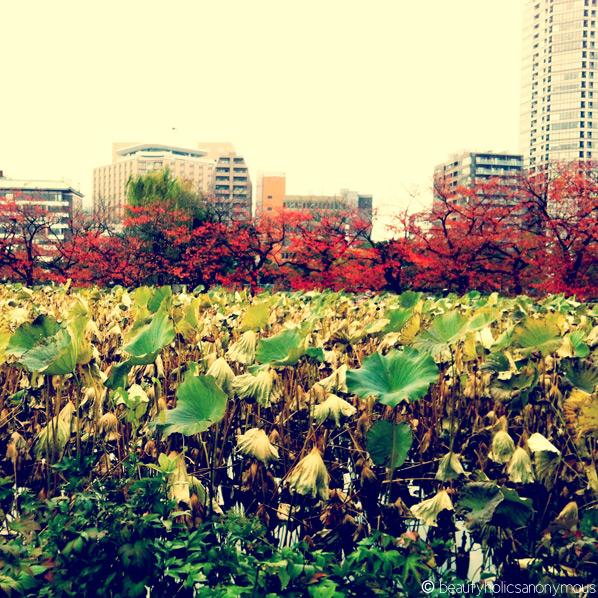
[0, 179, 83, 197]
[116, 143, 209, 159]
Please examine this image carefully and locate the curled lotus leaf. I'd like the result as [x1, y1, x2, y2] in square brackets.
[288, 447, 329, 501]
[226, 330, 257, 365]
[319, 364, 349, 394]
[436, 452, 466, 482]
[206, 357, 235, 395]
[411, 490, 454, 527]
[232, 370, 274, 407]
[236, 428, 279, 464]
[490, 431, 516, 464]
[312, 394, 356, 427]
[34, 417, 71, 462]
[507, 447, 535, 484]
[167, 452, 190, 505]
[528, 433, 560, 454]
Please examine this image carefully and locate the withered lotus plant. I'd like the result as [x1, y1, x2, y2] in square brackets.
[288, 447, 329, 501]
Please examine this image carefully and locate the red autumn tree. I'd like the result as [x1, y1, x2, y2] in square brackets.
[0, 193, 65, 286]
[404, 177, 539, 295]
[516, 161, 598, 299]
[280, 209, 385, 292]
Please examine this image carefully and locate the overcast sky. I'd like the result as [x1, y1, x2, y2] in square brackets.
[0, 0, 525, 224]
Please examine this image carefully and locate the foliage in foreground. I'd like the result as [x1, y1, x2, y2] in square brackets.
[2, 284, 598, 595]
[0, 463, 450, 598]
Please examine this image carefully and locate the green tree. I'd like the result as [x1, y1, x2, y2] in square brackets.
[126, 166, 209, 225]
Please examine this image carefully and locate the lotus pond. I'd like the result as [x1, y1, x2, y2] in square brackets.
[1, 284, 598, 595]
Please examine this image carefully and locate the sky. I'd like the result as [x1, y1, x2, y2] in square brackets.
[0, 0, 526, 230]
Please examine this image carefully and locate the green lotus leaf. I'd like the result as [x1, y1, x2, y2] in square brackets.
[558, 330, 590, 359]
[123, 306, 175, 365]
[305, 347, 325, 362]
[346, 347, 438, 407]
[6, 315, 61, 359]
[383, 307, 413, 333]
[513, 317, 562, 356]
[175, 297, 201, 338]
[398, 291, 422, 308]
[467, 309, 498, 333]
[562, 360, 598, 394]
[412, 311, 471, 358]
[489, 365, 539, 409]
[18, 328, 73, 375]
[147, 286, 172, 313]
[366, 420, 412, 468]
[133, 286, 153, 308]
[6, 314, 87, 375]
[256, 328, 306, 366]
[106, 307, 175, 389]
[492, 487, 534, 528]
[152, 372, 227, 437]
[457, 482, 504, 531]
[240, 302, 269, 332]
[572, 331, 591, 358]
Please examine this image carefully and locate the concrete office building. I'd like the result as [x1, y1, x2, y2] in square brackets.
[93, 142, 216, 221]
[0, 176, 83, 242]
[256, 172, 286, 214]
[520, 0, 598, 168]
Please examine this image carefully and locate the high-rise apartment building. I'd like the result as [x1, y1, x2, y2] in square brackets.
[212, 153, 252, 218]
[93, 143, 216, 221]
[520, 0, 598, 168]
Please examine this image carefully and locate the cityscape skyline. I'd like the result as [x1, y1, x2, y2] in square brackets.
[1, 1, 525, 220]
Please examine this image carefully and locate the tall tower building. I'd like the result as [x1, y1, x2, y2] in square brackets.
[520, 0, 598, 168]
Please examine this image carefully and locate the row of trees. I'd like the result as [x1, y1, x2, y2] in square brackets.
[2, 162, 598, 298]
